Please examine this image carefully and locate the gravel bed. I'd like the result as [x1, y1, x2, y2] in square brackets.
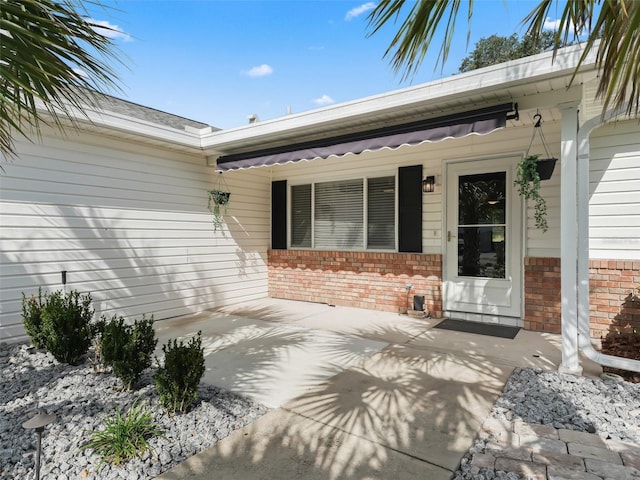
[3, 341, 639, 480]
[453, 366, 640, 480]
[0, 342, 269, 480]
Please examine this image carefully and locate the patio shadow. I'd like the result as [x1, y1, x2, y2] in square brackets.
[159, 342, 513, 480]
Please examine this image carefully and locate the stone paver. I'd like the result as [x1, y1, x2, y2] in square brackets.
[474, 418, 640, 480]
[585, 458, 640, 479]
[547, 464, 601, 480]
[532, 451, 585, 469]
[486, 443, 532, 461]
[568, 443, 622, 464]
[520, 435, 568, 453]
[494, 457, 546, 480]
[515, 420, 559, 440]
[471, 452, 495, 470]
[558, 429, 607, 447]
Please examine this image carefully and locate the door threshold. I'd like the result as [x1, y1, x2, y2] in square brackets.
[443, 311, 523, 328]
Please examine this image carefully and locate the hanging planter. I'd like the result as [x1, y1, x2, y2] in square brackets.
[208, 190, 230, 231]
[515, 154, 549, 233]
[207, 174, 231, 231]
[514, 113, 557, 233]
[535, 157, 556, 181]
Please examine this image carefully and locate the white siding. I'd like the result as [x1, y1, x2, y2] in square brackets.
[0, 130, 270, 342]
[589, 120, 640, 259]
[271, 120, 562, 257]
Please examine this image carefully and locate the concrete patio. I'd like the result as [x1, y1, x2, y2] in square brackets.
[155, 298, 603, 480]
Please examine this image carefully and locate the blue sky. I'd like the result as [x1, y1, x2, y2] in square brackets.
[89, 1, 561, 129]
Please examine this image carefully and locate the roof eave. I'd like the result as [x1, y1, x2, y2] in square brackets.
[201, 44, 599, 153]
[34, 97, 211, 154]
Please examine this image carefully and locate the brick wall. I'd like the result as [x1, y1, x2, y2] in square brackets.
[268, 250, 443, 316]
[589, 260, 640, 338]
[268, 252, 638, 337]
[524, 257, 561, 333]
[524, 257, 640, 338]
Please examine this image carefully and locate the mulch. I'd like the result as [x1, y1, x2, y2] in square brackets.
[601, 332, 640, 383]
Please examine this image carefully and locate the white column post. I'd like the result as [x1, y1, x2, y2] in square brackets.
[559, 104, 582, 374]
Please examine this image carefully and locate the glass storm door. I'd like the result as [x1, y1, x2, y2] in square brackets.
[444, 158, 522, 319]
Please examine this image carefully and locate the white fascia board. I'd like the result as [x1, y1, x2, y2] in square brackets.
[39, 99, 204, 151]
[81, 107, 203, 148]
[200, 44, 599, 151]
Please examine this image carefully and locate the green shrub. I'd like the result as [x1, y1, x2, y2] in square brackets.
[88, 316, 107, 372]
[40, 289, 95, 365]
[21, 287, 47, 349]
[154, 332, 205, 413]
[101, 314, 157, 389]
[82, 399, 163, 467]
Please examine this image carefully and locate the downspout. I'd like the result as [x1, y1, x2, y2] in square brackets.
[576, 111, 640, 373]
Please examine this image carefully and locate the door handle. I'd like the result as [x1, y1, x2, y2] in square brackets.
[447, 231, 456, 242]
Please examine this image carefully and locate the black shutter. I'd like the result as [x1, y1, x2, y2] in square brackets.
[398, 165, 422, 253]
[271, 180, 287, 249]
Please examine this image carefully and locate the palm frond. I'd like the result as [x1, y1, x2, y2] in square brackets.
[367, 0, 474, 80]
[590, 0, 640, 116]
[0, 0, 123, 159]
[369, 0, 639, 118]
[523, 0, 639, 117]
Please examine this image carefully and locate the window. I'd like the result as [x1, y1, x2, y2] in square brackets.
[291, 184, 311, 247]
[457, 171, 506, 278]
[315, 179, 363, 249]
[291, 176, 395, 250]
[368, 176, 395, 249]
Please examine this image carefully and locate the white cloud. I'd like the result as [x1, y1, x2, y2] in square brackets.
[345, 2, 376, 21]
[543, 17, 561, 30]
[313, 94, 335, 106]
[87, 18, 132, 42]
[243, 64, 274, 77]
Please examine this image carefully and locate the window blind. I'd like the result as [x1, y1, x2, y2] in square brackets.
[291, 184, 312, 248]
[314, 179, 363, 249]
[367, 176, 395, 249]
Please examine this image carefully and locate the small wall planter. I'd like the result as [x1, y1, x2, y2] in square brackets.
[208, 189, 230, 231]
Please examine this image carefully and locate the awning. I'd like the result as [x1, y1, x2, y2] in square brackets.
[216, 103, 517, 171]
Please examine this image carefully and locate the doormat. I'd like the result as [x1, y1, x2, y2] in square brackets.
[434, 318, 521, 339]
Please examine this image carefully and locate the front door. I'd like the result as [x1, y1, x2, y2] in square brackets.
[444, 157, 522, 320]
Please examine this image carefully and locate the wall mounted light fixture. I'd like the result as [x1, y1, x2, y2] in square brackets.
[422, 176, 435, 193]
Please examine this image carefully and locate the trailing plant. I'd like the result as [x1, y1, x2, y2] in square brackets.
[514, 154, 548, 232]
[154, 331, 205, 414]
[40, 289, 95, 365]
[100, 314, 157, 390]
[207, 189, 230, 231]
[21, 287, 47, 349]
[82, 399, 163, 468]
